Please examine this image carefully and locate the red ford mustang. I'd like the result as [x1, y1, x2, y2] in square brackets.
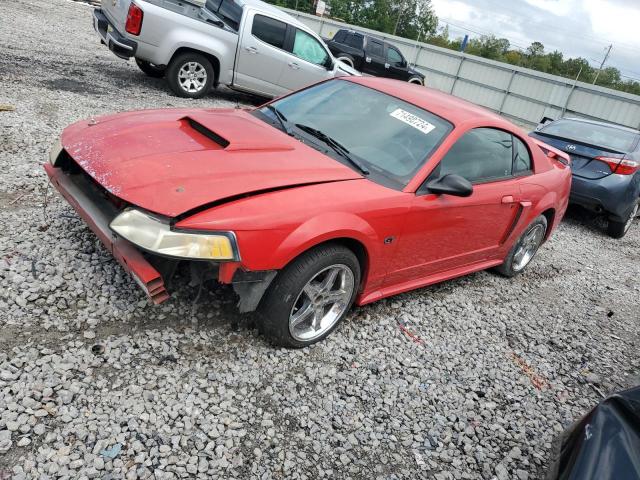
[45, 77, 570, 347]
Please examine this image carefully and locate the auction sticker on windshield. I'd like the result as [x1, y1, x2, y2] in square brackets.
[390, 108, 435, 135]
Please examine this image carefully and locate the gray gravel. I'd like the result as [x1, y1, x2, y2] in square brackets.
[1, 0, 639, 478]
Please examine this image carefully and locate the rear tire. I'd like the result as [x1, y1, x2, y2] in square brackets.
[135, 59, 165, 78]
[494, 215, 548, 278]
[166, 52, 214, 99]
[408, 75, 423, 85]
[607, 201, 638, 238]
[336, 55, 355, 68]
[257, 244, 360, 348]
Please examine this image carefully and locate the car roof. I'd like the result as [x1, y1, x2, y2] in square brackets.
[342, 76, 513, 129]
[557, 117, 640, 135]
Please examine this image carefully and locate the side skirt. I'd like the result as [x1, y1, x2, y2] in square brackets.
[356, 259, 503, 306]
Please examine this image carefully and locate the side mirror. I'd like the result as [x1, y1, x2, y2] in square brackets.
[426, 174, 473, 197]
[326, 57, 335, 70]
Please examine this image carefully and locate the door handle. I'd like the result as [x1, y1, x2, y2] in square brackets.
[384, 63, 390, 69]
[365, 56, 371, 63]
[288, 62, 300, 70]
[501, 195, 514, 204]
[244, 46, 258, 54]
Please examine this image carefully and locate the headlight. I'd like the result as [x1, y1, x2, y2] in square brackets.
[110, 209, 238, 261]
[49, 137, 63, 165]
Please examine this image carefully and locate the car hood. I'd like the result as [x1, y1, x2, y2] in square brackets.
[61, 108, 363, 217]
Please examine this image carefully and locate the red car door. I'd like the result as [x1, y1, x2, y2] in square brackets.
[386, 127, 522, 285]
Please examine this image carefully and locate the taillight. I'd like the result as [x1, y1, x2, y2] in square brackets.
[595, 156, 640, 175]
[125, 3, 144, 36]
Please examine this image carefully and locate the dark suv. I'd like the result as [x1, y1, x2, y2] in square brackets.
[326, 29, 425, 85]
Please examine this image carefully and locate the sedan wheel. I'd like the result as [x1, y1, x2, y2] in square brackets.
[258, 244, 360, 348]
[494, 215, 548, 277]
[512, 223, 546, 272]
[607, 201, 638, 238]
[289, 264, 355, 342]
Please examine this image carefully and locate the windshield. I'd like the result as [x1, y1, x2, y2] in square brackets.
[540, 119, 638, 153]
[257, 80, 453, 188]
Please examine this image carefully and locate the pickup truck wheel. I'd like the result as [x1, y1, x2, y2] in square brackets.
[166, 53, 214, 99]
[257, 244, 360, 348]
[408, 76, 423, 85]
[135, 59, 165, 78]
[494, 215, 547, 277]
[607, 201, 638, 238]
[336, 55, 355, 68]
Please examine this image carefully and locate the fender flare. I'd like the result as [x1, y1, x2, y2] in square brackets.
[268, 212, 381, 271]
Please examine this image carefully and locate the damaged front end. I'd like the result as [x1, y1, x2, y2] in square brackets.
[45, 149, 276, 311]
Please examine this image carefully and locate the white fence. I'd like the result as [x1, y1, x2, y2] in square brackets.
[284, 8, 640, 130]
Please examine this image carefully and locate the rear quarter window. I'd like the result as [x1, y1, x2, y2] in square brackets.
[345, 33, 364, 49]
[252, 15, 287, 49]
[333, 30, 346, 43]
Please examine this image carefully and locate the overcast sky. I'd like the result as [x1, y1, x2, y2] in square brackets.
[430, 0, 640, 81]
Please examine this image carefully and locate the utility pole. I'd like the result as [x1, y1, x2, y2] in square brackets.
[393, 1, 405, 36]
[592, 44, 612, 85]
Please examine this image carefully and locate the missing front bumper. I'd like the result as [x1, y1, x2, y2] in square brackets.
[44, 163, 169, 304]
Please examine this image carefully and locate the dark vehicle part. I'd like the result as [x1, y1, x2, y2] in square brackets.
[426, 174, 473, 197]
[135, 59, 166, 78]
[257, 244, 360, 348]
[607, 200, 639, 238]
[530, 117, 640, 239]
[546, 386, 640, 480]
[326, 29, 425, 84]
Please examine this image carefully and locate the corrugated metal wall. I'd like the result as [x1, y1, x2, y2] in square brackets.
[284, 8, 640, 130]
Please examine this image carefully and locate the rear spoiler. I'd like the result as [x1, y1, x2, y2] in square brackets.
[535, 116, 555, 131]
[531, 138, 571, 166]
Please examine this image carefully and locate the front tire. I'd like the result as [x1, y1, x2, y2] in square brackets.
[257, 244, 361, 348]
[494, 215, 548, 277]
[607, 201, 638, 238]
[408, 75, 423, 85]
[166, 52, 214, 99]
[135, 59, 165, 78]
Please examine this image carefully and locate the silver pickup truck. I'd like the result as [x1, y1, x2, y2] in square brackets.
[93, 0, 358, 98]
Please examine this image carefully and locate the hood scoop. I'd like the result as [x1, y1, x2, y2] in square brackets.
[184, 112, 295, 152]
[183, 117, 230, 148]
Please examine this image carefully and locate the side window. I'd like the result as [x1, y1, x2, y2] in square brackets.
[387, 46, 403, 65]
[437, 128, 514, 183]
[252, 15, 287, 49]
[513, 137, 532, 174]
[345, 33, 364, 49]
[333, 30, 346, 43]
[292, 29, 329, 66]
[205, 0, 242, 31]
[367, 39, 384, 57]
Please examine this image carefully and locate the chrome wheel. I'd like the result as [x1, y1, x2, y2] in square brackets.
[512, 224, 545, 272]
[289, 264, 355, 342]
[178, 62, 207, 93]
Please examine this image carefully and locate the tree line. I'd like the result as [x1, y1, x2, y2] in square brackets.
[266, 0, 640, 96]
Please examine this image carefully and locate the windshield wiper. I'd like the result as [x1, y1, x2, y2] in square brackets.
[265, 105, 293, 136]
[294, 124, 370, 175]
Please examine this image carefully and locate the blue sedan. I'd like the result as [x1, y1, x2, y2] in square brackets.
[530, 118, 640, 238]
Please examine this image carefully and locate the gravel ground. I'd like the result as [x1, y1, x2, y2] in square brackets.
[1, 1, 639, 479]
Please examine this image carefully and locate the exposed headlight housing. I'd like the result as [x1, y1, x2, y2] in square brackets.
[110, 209, 238, 261]
[49, 137, 63, 165]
